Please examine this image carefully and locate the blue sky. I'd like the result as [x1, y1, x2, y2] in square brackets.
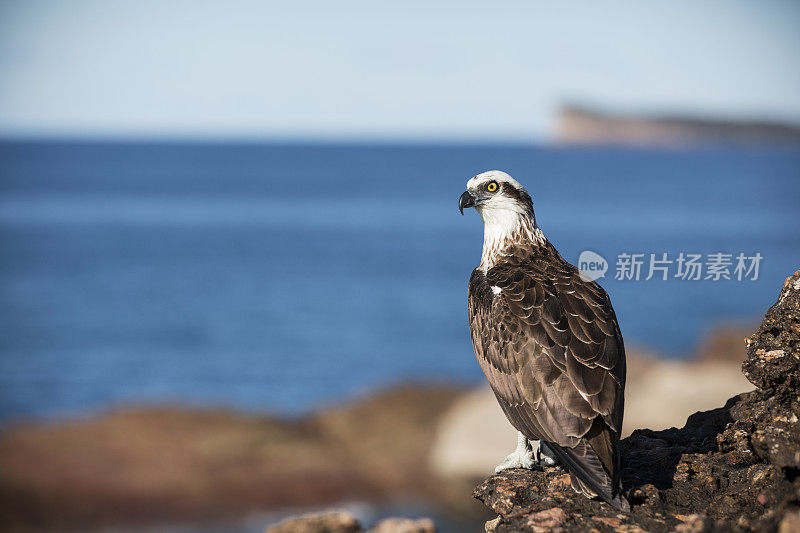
[1, 0, 799, 141]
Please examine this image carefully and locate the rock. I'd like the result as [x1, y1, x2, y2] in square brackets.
[429, 386, 518, 478]
[473, 271, 800, 532]
[694, 323, 756, 363]
[0, 385, 463, 530]
[740, 271, 800, 475]
[742, 271, 800, 401]
[367, 517, 436, 533]
[266, 511, 362, 533]
[779, 509, 800, 533]
[265, 513, 437, 533]
[672, 514, 705, 533]
[484, 516, 501, 532]
[525, 507, 566, 532]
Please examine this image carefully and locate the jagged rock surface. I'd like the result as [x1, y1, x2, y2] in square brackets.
[474, 271, 800, 532]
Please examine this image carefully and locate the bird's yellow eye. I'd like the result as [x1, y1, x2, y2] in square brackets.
[487, 181, 498, 192]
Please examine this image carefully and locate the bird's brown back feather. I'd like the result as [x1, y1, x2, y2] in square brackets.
[468, 237, 627, 509]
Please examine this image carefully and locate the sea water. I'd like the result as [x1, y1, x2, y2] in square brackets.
[1, 141, 798, 421]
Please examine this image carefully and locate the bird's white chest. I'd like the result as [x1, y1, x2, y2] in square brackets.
[479, 219, 545, 272]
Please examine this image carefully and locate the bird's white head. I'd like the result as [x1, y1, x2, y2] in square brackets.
[459, 170, 543, 269]
[460, 170, 535, 226]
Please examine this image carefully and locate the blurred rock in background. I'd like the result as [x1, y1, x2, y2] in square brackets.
[266, 512, 437, 533]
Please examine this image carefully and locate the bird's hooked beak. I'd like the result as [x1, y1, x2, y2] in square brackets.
[459, 191, 476, 215]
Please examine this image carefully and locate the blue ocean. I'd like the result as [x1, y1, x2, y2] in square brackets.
[1, 141, 799, 422]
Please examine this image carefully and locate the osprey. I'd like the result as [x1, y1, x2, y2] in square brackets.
[459, 170, 628, 511]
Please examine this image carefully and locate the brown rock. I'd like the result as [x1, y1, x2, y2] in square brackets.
[484, 516, 501, 532]
[526, 507, 566, 532]
[694, 323, 755, 363]
[779, 509, 800, 533]
[672, 514, 705, 533]
[0, 385, 463, 530]
[592, 515, 621, 527]
[367, 517, 436, 533]
[266, 511, 362, 533]
[548, 474, 572, 492]
[473, 469, 631, 532]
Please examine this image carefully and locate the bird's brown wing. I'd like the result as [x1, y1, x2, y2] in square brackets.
[468, 252, 627, 509]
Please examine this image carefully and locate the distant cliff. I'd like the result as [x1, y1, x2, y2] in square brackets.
[556, 105, 800, 147]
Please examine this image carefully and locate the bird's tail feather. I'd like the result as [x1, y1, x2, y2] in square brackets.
[544, 440, 629, 512]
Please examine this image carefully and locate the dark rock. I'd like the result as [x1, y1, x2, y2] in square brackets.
[474, 271, 800, 532]
[266, 511, 362, 533]
[742, 271, 800, 401]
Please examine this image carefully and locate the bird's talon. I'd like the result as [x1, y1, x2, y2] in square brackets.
[535, 441, 558, 467]
[494, 448, 536, 472]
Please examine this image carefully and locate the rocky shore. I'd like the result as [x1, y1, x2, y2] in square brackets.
[0, 386, 466, 531]
[474, 271, 800, 532]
